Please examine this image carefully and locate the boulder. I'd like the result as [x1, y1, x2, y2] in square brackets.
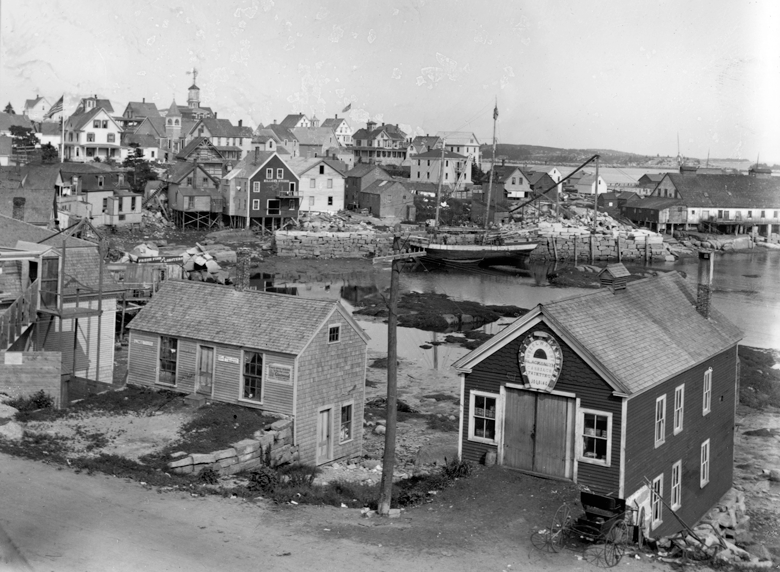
[0, 403, 19, 419]
[768, 469, 780, 482]
[0, 420, 23, 441]
[414, 443, 459, 468]
[373, 424, 386, 435]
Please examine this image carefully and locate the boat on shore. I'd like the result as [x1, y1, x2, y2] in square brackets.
[410, 234, 539, 263]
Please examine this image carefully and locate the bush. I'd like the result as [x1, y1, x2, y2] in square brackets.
[247, 466, 280, 493]
[277, 463, 320, 487]
[6, 390, 55, 412]
[441, 458, 473, 479]
[198, 467, 220, 485]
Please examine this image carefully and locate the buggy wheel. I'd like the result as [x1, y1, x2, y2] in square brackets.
[548, 503, 571, 553]
[603, 520, 628, 567]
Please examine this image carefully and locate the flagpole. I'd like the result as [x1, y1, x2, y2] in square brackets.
[60, 115, 65, 162]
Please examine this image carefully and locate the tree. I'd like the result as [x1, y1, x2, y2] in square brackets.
[41, 143, 58, 164]
[4, 102, 15, 114]
[471, 161, 488, 185]
[123, 143, 158, 192]
[9, 125, 38, 149]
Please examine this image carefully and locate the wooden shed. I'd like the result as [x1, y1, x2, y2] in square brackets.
[453, 256, 742, 538]
[126, 280, 369, 466]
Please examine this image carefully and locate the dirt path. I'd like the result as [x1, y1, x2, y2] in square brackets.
[1, 453, 674, 572]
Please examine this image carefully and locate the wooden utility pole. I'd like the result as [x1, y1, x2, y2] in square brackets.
[434, 141, 445, 230]
[593, 155, 600, 233]
[378, 229, 401, 516]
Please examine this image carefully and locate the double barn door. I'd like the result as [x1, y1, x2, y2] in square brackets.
[503, 388, 575, 479]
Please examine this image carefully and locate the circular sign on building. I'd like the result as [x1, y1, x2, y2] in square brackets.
[518, 332, 563, 391]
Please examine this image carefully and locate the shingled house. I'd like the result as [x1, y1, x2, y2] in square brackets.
[453, 257, 742, 538]
[126, 280, 369, 465]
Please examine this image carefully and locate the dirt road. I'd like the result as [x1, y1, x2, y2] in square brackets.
[0, 453, 675, 572]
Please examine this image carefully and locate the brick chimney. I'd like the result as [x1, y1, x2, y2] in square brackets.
[234, 248, 252, 292]
[12, 197, 25, 221]
[254, 147, 259, 164]
[238, 119, 243, 127]
[696, 251, 714, 318]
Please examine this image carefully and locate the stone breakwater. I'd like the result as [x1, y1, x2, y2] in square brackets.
[167, 418, 298, 476]
[274, 230, 397, 259]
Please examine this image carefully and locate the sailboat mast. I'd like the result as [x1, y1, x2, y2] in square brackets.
[485, 100, 498, 229]
[434, 139, 445, 229]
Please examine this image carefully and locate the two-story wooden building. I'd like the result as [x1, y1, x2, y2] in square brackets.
[126, 280, 369, 466]
[622, 196, 687, 233]
[286, 157, 346, 214]
[165, 162, 222, 229]
[453, 257, 742, 538]
[221, 150, 300, 230]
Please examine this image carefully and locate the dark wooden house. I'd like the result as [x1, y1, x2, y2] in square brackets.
[453, 254, 742, 538]
[359, 179, 415, 220]
[175, 137, 226, 180]
[126, 280, 369, 465]
[221, 150, 300, 231]
[165, 162, 222, 229]
[622, 196, 687, 234]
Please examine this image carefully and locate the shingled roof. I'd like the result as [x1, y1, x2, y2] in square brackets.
[128, 280, 368, 355]
[453, 271, 742, 396]
[662, 173, 780, 209]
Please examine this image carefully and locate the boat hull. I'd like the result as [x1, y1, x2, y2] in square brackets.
[416, 241, 539, 263]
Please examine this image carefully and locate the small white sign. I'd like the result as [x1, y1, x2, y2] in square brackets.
[4, 352, 23, 365]
[133, 339, 154, 346]
[218, 355, 240, 364]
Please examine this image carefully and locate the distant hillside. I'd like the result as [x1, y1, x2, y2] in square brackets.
[481, 143, 658, 166]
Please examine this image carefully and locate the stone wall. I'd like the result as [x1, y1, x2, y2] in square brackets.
[167, 418, 299, 476]
[0, 351, 62, 408]
[530, 231, 671, 262]
[274, 230, 396, 259]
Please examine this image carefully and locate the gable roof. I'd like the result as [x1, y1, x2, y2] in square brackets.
[24, 96, 47, 109]
[124, 101, 160, 118]
[285, 157, 345, 177]
[662, 173, 780, 209]
[66, 106, 121, 132]
[291, 127, 339, 146]
[360, 179, 406, 195]
[436, 131, 479, 146]
[353, 123, 407, 143]
[74, 97, 114, 114]
[0, 112, 34, 132]
[38, 122, 62, 136]
[344, 164, 390, 179]
[0, 213, 92, 248]
[321, 117, 347, 129]
[453, 272, 742, 396]
[264, 124, 298, 143]
[280, 114, 307, 128]
[624, 196, 683, 210]
[227, 151, 280, 179]
[128, 280, 368, 354]
[491, 165, 525, 183]
[123, 133, 160, 148]
[176, 137, 225, 161]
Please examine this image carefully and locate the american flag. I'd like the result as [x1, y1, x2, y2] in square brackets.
[493, 104, 499, 120]
[44, 95, 63, 119]
[341, 103, 352, 113]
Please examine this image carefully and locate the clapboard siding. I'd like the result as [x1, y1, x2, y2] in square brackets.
[41, 297, 116, 384]
[461, 321, 622, 494]
[127, 331, 159, 385]
[296, 306, 366, 465]
[211, 346, 242, 404]
[624, 345, 737, 537]
[259, 352, 295, 414]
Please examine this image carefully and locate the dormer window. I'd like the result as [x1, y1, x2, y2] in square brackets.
[98, 176, 104, 188]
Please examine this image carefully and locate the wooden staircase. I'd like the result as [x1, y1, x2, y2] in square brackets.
[0, 280, 39, 351]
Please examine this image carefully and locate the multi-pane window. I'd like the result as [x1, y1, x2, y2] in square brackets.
[267, 199, 280, 215]
[327, 196, 333, 206]
[101, 120, 108, 129]
[253, 181, 260, 192]
[700, 440, 710, 487]
[159, 336, 178, 385]
[328, 325, 340, 343]
[340, 403, 353, 443]
[655, 395, 666, 447]
[251, 199, 260, 210]
[581, 410, 611, 464]
[703, 368, 712, 414]
[469, 392, 497, 442]
[266, 168, 273, 179]
[107, 133, 115, 143]
[651, 474, 663, 528]
[327, 178, 333, 189]
[276, 169, 283, 179]
[242, 351, 263, 402]
[671, 461, 682, 510]
[93, 120, 100, 128]
[673, 385, 684, 434]
[87, 133, 95, 142]
[309, 178, 316, 188]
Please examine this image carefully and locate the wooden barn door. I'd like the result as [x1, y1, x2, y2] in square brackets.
[503, 388, 574, 479]
[196, 346, 214, 396]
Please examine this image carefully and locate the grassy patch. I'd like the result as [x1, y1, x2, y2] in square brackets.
[739, 346, 780, 409]
[5, 390, 56, 413]
[159, 402, 276, 456]
[426, 415, 459, 432]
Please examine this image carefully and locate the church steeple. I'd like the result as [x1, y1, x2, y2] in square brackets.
[166, 99, 182, 139]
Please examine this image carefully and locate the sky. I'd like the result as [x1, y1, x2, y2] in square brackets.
[1, 0, 778, 162]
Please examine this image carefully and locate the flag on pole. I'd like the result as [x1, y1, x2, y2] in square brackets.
[493, 104, 499, 120]
[341, 103, 352, 113]
[44, 95, 64, 120]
